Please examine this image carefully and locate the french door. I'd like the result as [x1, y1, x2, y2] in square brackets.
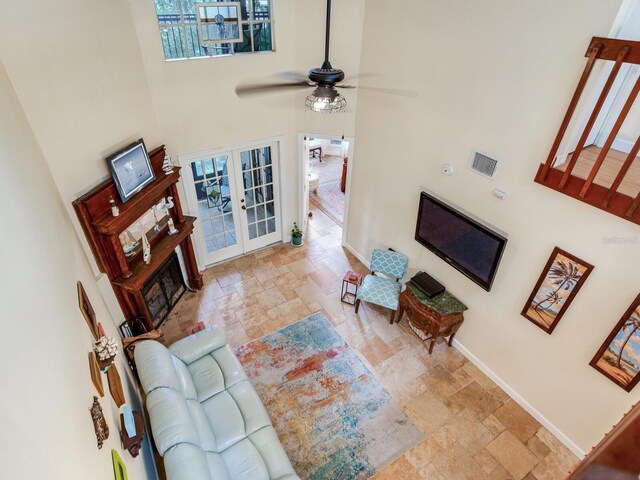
[181, 142, 282, 266]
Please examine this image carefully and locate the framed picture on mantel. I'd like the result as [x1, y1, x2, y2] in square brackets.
[521, 247, 593, 334]
[107, 138, 155, 203]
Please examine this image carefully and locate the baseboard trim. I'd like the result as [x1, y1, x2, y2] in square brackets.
[452, 339, 586, 458]
[343, 242, 370, 269]
[611, 138, 635, 155]
[341, 241, 585, 457]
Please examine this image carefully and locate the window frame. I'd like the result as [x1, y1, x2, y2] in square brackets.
[154, 0, 275, 61]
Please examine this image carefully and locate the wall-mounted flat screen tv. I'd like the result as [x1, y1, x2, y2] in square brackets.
[415, 191, 507, 291]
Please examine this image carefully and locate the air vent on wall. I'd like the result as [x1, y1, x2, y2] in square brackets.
[469, 151, 499, 179]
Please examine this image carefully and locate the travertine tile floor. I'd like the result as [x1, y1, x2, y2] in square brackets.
[162, 206, 579, 480]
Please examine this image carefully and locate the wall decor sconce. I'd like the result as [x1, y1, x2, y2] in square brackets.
[120, 405, 145, 457]
[90, 396, 109, 449]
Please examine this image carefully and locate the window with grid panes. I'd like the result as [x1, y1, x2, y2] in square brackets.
[154, 0, 273, 60]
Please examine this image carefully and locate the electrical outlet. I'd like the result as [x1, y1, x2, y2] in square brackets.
[493, 189, 506, 200]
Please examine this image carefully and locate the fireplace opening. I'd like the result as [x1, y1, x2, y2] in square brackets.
[142, 252, 186, 329]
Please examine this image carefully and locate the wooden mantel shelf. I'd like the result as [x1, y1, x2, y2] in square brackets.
[92, 168, 182, 235]
[73, 144, 203, 332]
[112, 216, 196, 292]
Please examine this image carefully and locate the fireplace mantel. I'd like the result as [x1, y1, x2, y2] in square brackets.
[73, 144, 203, 332]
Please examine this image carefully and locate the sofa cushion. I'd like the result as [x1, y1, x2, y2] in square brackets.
[200, 380, 271, 451]
[185, 399, 218, 453]
[164, 443, 225, 480]
[169, 328, 228, 364]
[146, 387, 201, 456]
[186, 344, 247, 402]
[172, 356, 197, 400]
[135, 338, 182, 393]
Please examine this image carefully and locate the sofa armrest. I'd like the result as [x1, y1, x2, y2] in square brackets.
[169, 327, 228, 365]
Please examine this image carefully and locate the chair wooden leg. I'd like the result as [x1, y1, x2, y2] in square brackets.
[389, 310, 396, 324]
[354, 299, 361, 313]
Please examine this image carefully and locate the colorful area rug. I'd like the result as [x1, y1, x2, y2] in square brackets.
[309, 179, 344, 227]
[234, 313, 424, 479]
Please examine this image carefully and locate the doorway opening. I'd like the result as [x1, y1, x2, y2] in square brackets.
[299, 133, 354, 246]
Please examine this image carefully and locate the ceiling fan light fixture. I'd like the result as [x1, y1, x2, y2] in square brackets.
[305, 86, 346, 113]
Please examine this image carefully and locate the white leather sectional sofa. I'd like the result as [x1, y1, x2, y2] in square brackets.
[135, 328, 299, 480]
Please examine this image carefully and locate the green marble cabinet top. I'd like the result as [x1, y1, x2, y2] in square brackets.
[406, 281, 468, 316]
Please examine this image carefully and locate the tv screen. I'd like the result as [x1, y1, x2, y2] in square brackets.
[415, 191, 507, 291]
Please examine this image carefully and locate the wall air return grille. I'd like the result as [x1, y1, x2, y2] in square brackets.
[469, 151, 499, 179]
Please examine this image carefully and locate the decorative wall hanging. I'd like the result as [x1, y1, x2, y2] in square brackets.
[88, 352, 104, 397]
[521, 247, 593, 334]
[106, 138, 155, 203]
[196, 2, 242, 44]
[77, 281, 98, 340]
[112, 449, 128, 480]
[94, 334, 118, 372]
[590, 294, 640, 392]
[107, 364, 126, 408]
[90, 396, 109, 449]
[120, 406, 144, 458]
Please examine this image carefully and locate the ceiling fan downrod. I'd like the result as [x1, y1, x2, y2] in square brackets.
[309, 0, 344, 84]
[323, 0, 332, 68]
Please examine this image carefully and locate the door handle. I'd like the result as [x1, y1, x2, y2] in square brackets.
[241, 205, 246, 210]
[240, 198, 245, 203]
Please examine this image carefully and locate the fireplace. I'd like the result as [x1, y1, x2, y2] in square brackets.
[142, 253, 186, 329]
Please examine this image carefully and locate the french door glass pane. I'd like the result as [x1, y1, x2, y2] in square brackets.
[192, 156, 237, 254]
[241, 146, 276, 242]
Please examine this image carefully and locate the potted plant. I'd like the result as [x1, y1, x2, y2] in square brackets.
[291, 222, 303, 247]
[94, 335, 118, 372]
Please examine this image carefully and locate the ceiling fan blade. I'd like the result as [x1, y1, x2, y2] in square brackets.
[275, 71, 310, 82]
[235, 81, 313, 98]
[343, 72, 377, 83]
[337, 84, 418, 97]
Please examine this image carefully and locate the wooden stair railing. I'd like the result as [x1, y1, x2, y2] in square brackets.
[566, 401, 640, 479]
[535, 37, 640, 225]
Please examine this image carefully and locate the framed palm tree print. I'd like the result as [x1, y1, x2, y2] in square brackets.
[521, 247, 594, 334]
[590, 294, 640, 392]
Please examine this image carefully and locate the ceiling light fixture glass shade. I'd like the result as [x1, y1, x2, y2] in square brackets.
[305, 85, 346, 113]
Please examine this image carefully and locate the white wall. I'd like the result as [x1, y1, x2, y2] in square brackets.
[349, 0, 639, 453]
[0, 0, 162, 279]
[129, 0, 301, 236]
[0, 59, 156, 480]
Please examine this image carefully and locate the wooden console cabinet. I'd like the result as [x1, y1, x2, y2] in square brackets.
[73, 144, 203, 332]
[397, 282, 467, 354]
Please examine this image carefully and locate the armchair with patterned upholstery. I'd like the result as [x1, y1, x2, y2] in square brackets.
[355, 249, 408, 324]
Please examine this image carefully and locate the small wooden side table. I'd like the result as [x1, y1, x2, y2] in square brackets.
[397, 282, 468, 354]
[341, 270, 362, 305]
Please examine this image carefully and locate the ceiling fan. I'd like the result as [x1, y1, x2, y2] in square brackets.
[234, 0, 365, 113]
